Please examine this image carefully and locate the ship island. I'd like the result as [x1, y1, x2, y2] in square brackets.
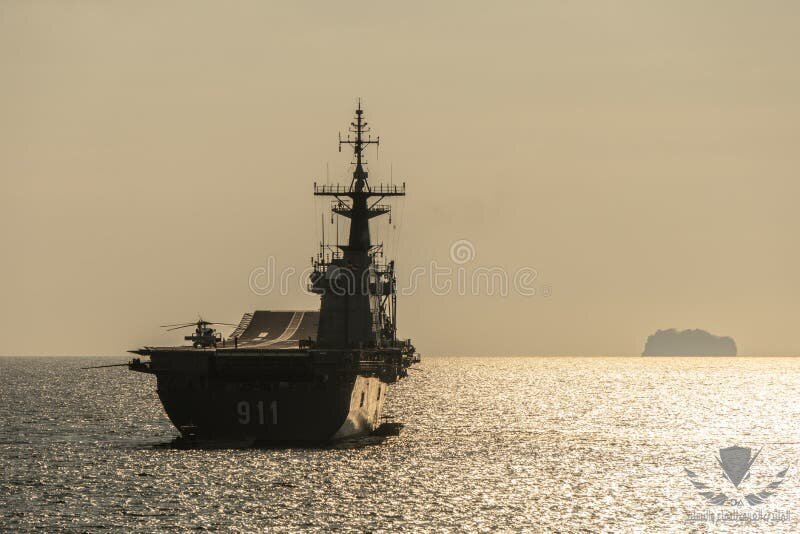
[127, 103, 418, 445]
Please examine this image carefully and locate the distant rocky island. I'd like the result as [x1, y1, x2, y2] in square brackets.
[642, 329, 737, 356]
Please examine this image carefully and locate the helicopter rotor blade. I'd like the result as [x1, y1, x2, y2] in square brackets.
[159, 320, 236, 330]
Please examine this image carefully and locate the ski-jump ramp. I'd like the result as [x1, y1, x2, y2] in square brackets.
[228, 311, 319, 349]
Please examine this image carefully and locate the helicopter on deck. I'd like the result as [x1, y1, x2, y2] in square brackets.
[161, 319, 237, 349]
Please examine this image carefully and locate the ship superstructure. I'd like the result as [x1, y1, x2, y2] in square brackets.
[311, 102, 406, 350]
[128, 103, 417, 444]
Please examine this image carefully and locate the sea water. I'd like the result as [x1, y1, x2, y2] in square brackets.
[2, 356, 799, 532]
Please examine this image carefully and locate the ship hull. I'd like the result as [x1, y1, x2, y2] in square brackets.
[155, 371, 387, 443]
[130, 341, 412, 444]
[140, 349, 397, 443]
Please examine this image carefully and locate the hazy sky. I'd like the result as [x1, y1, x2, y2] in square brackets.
[2, 1, 799, 356]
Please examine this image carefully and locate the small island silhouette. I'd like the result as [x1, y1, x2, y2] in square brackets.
[642, 328, 737, 356]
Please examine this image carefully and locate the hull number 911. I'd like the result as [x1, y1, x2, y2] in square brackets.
[236, 400, 278, 425]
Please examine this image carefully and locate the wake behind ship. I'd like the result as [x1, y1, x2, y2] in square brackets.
[128, 103, 418, 444]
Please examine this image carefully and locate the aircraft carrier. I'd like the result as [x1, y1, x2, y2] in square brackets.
[128, 103, 418, 444]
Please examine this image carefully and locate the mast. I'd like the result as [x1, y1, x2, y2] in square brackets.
[311, 101, 405, 348]
[341, 99, 378, 194]
[315, 101, 404, 255]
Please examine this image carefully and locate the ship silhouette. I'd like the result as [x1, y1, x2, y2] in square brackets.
[129, 102, 418, 444]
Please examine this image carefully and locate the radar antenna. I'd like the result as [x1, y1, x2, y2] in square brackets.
[338, 98, 380, 192]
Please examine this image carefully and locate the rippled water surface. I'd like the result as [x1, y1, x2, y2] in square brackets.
[2, 356, 800, 532]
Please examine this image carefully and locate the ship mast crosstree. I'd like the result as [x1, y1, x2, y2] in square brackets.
[314, 100, 405, 253]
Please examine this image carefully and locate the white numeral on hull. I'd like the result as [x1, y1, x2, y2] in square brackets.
[236, 400, 278, 425]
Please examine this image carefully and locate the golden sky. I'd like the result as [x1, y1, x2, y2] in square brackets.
[1, 1, 799, 355]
